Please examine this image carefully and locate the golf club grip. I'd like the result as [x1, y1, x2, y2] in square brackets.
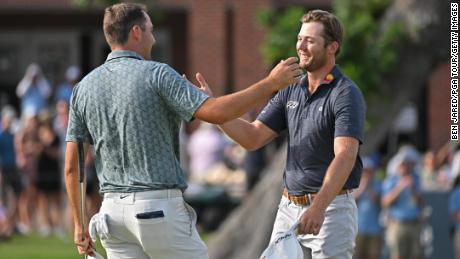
[77, 141, 85, 183]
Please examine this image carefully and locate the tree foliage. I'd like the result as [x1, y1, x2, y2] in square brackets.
[72, 0, 119, 8]
[256, 0, 407, 100]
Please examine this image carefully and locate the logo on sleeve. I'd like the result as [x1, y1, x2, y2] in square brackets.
[286, 101, 299, 109]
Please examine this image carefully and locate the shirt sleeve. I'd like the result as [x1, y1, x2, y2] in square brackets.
[256, 90, 287, 133]
[152, 64, 209, 122]
[333, 84, 366, 143]
[66, 84, 93, 144]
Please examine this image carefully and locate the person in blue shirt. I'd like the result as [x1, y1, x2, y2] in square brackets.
[382, 152, 423, 259]
[449, 175, 460, 259]
[55, 66, 81, 104]
[16, 63, 51, 116]
[0, 106, 21, 238]
[354, 157, 383, 259]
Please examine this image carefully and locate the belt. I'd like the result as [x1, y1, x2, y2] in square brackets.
[104, 189, 183, 201]
[282, 188, 351, 206]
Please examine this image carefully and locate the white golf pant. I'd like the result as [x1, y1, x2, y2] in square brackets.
[270, 192, 358, 259]
[98, 189, 208, 259]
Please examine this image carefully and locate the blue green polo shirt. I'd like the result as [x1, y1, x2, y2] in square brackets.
[257, 65, 366, 195]
[66, 50, 209, 193]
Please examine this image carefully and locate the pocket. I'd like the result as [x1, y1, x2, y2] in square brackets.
[135, 210, 170, 250]
[182, 202, 197, 236]
[278, 196, 289, 209]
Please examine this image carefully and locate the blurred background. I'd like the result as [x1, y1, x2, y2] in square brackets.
[0, 0, 456, 258]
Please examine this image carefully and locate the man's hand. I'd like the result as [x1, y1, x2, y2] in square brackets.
[183, 73, 214, 97]
[298, 206, 325, 236]
[267, 57, 302, 91]
[74, 224, 95, 256]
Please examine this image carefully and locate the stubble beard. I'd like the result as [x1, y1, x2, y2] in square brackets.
[301, 52, 327, 72]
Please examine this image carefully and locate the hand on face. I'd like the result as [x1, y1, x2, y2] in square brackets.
[267, 57, 303, 90]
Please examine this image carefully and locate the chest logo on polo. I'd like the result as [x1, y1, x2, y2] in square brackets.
[286, 101, 299, 109]
[318, 106, 323, 112]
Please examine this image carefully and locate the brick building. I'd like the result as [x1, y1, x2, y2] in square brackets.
[0, 0, 452, 152]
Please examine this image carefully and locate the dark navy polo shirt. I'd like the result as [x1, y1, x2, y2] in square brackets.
[257, 65, 366, 195]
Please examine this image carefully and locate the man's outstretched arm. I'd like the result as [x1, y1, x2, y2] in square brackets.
[194, 57, 301, 124]
[218, 119, 277, 151]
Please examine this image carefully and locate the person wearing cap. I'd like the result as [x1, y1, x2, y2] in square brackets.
[206, 9, 366, 258]
[16, 63, 51, 116]
[64, 3, 302, 258]
[382, 151, 423, 259]
[354, 157, 383, 259]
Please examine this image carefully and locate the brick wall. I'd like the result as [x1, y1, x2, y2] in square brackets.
[427, 63, 452, 151]
[188, 0, 227, 96]
[232, 0, 269, 92]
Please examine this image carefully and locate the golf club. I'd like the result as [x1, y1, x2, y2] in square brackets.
[77, 140, 87, 259]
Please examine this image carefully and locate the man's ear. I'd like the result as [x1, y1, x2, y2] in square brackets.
[328, 41, 339, 56]
[131, 25, 142, 41]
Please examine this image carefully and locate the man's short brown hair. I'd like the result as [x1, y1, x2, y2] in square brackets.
[103, 3, 147, 46]
[300, 10, 343, 56]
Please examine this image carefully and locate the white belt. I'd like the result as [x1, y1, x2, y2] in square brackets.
[103, 189, 183, 200]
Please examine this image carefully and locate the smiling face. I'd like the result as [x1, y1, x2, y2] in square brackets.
[296, 22, 330, 72]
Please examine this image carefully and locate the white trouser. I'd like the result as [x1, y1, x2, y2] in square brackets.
[97, 189, 208, 259]
[270, 192, 358, 259]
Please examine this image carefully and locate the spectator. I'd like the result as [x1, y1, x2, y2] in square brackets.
[420, 151, 441, 191]
[449, 148, 460, 187]
[0, 173, 9, 240]
[55, 66, 81, 104]
[16, 63, 51, 116]
[382, 152, 423, 259]
[15, 115, 41, 234]
[354, 157, 383, 259]
[187, 122, 231, 183]
[449, 175, 460, 259]
[0, 106, 20, 237]
[386, 144, 421, 176]
[36, 121, 62, 236]
[53, 100, 69, 166]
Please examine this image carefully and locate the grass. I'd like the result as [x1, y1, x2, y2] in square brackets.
[0, 234, 107, 259]
[0, 232, 210, 258]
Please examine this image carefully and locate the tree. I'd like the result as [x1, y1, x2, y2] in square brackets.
[206, 0, 449, 258]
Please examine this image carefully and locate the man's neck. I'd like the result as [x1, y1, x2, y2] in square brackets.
[307, 61, 335, 94]
[111, 45, 149, 60]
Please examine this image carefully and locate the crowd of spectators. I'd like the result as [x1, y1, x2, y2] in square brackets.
[355, 144, 460, 259]
[0, 63, 85, 239]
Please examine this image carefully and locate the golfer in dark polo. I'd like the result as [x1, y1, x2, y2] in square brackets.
[215, 10, 366, 258]
[64, 3, 302, 259]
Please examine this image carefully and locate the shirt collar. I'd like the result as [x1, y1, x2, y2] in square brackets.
[299, 65, 343, 90]
[321, 65, 343, 85]
[106, 50, 144, 62]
